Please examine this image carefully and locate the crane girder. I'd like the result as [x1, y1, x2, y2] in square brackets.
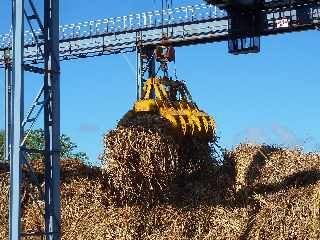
[0, 0, 319, 65]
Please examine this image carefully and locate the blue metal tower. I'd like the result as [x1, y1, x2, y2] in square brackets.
[8, 0, 60, 239]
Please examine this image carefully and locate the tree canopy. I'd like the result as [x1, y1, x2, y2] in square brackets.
[0, 129, 88, 163]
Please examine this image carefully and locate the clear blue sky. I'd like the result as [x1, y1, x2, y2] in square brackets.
[1, 1, 319, 164]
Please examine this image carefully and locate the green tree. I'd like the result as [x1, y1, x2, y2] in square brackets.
[0, 129, 88, 163]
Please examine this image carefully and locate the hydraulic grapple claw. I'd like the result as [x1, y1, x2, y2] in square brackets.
[134, 77, 216, 138]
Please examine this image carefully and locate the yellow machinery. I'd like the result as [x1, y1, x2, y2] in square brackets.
[131, 44, 216, 138]
[134, 76, 216, 137]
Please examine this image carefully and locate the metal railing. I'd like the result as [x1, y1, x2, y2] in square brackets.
[0, 1, 319, 64]
[0, 3, 226, 49]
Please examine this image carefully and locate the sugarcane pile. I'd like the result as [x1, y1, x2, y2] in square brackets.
[100, 112, 219, 205]
[0, 129, 320, 239]
[224, 144, 320, 239]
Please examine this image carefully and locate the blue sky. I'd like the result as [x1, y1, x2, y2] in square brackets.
[1, 1, 320, 164]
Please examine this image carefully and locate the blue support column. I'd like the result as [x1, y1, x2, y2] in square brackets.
[9, 0, 61, 238]
[43, 0, 61, 239]
[147, 48, 155, 79]
[138, 46, 155, 98]
[4, 51, 12, 164]
[10, 0, 24, 239]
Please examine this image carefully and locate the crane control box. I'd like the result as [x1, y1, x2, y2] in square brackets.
[206, 0, 317, 54]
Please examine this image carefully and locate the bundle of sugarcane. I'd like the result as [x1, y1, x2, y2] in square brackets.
[100, 112, 218, 205]
[248, 181, 320, 239]
[0, 172, 9, 239]
[225, 144, 320, 194]
[227, 144, 320, 240]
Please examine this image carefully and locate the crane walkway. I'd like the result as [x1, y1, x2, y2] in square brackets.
[0, 1, 319, 65]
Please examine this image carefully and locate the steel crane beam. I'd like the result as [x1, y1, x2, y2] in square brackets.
[0, 0, 319, 65]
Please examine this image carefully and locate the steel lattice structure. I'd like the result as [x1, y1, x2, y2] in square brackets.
[1, 0, 320, 240]
[1, 0, 320, 65]
[4, 0, 60, 239]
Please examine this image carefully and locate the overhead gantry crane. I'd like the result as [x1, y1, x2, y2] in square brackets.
[1, 0, 319, 239]
[1, 0, 319, 62]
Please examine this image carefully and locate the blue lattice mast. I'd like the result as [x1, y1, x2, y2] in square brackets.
[9, 0, 60, 239]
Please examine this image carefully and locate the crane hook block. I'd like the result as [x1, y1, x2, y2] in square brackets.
[155, 46, 175, 63]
